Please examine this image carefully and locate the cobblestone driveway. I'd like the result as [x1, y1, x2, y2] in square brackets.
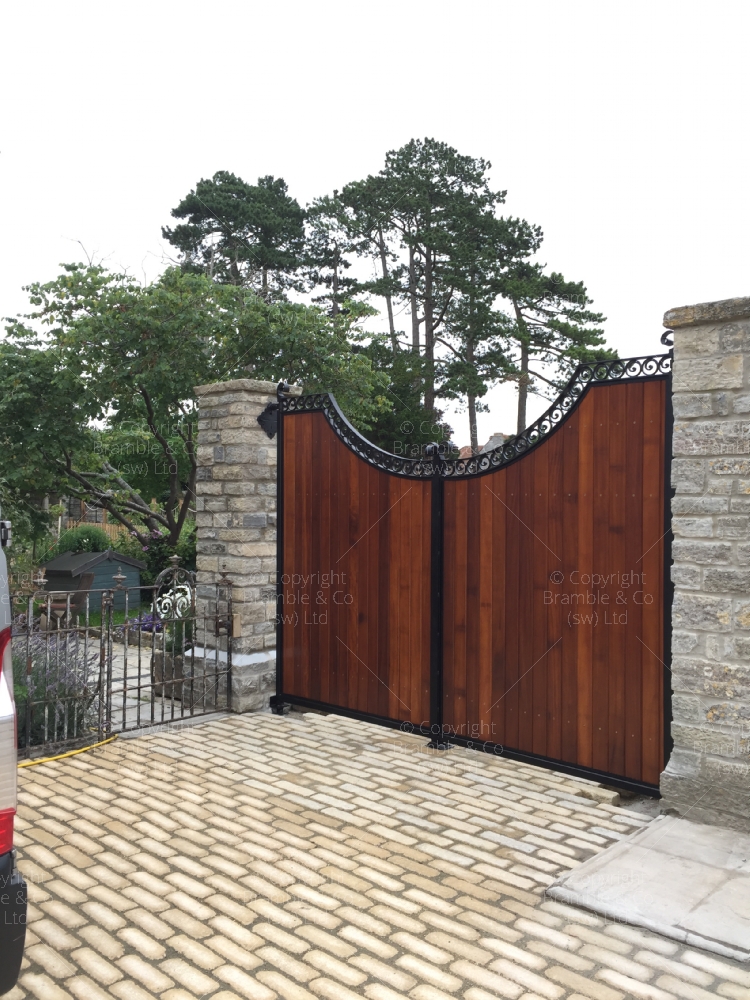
[11, 712, 750, 1000]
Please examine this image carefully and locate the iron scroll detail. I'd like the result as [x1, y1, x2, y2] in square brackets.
[153, 555, 196, 621]
[282, 353, 672, 480]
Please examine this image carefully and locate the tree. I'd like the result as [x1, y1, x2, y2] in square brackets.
[336, 177, 402, 352]
[321, 139, 611, 448]
[162, 171, 306, 297]
[2, 265, 389, 552]
[355, 340, 453, 456]
[343, 139, 506, 416]
[434, 210, 538, 451]
[302, 195, 359, 316]
[498, 263, 611, 432]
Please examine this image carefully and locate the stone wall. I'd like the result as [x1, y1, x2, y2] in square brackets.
[193, 379, 299, 712]
[661, 296, 750, 830]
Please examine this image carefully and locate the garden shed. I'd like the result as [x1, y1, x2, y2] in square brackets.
[42, 549, 146, 611]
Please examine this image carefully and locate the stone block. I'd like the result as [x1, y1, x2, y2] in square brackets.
[242, 514, 268, 528]
[672, 657, 750, 699]
[672, 540, 731, 564]
[672, 326, 721, 358]
[733, 601, 750, 630]
[704, 634, 729, 660]
[672, 631, 700, 654]
[672, 592, 732, 632]
[673, 393, 713, 418]
[666, 296, 750, 328]
[671, 565, 701, 588]
[703, 567, 750, 592]
[672, 355, 744, 392]
[674, 421, 750, 457]
[720, 321, 750, 353]
[671, 693, 703, 723]
[231, 650, 276, 713]
[671, 459, 706, 493]
[672, 495, 728, 515]
[672, 516, 713, 537]
[708, 478, 734, 495]
[716, 515, 750, 537]
[709, 457, 750, 475]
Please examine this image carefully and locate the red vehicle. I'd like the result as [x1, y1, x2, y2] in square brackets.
[0, 521, 27, 995]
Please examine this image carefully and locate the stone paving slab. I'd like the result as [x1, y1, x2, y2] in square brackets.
[9, 711, 750, 1000]
[548, 814, 750, 961]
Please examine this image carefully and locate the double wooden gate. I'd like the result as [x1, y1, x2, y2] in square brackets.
[273, 355, 672, 793]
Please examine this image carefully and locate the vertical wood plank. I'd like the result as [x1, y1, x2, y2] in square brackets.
[577, 391, 595, 768]
[592, 386, 610, 773]
[504, 463, 521, 751]
[546, 427, 565, 762]
[624, 381, 645, 780]
[561, 415, 580, 764]
[607, 384, 627, 777]
[642, 380, 665, 783]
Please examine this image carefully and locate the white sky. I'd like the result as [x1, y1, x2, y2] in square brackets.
[2, 1, 748, 447]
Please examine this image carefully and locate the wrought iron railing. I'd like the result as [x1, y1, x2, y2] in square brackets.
[12, 559, 233, 757]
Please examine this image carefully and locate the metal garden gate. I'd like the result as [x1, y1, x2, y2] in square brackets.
[13, 559, 234, 758]
[272, 354, 672, 793]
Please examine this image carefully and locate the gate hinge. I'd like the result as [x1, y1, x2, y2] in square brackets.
[257, 402, 279, 439]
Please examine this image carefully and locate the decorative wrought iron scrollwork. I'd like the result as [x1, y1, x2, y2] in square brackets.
[282, 353, 672, 480]
[153, 555, 195, 621]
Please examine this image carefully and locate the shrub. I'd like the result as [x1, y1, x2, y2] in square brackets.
[54, 524, 111, 556]
[12, 616, 100, 748]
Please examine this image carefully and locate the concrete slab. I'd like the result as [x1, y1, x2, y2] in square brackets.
[547, 813, 750, 962]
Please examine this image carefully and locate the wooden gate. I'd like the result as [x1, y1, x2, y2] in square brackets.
[273, 355, 672, 793]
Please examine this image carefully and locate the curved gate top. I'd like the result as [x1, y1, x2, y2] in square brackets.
[273, 355, 672, 793]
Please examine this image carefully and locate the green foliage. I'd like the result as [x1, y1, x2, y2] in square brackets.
[53, 524, 111, 556]
[114, 519, 196, 585]
[163, 171, 305, 297]
[1, 265, 388, 556]
[323, 137, 612, 443]
[356, 342, 454, 456]
[5, 140, 613, 538]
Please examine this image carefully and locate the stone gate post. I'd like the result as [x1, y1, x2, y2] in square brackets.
[193, 378, 299, 713]
[661, 297, 750, 830]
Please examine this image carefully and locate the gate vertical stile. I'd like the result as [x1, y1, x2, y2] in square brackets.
[663, 359, 675, 770]
[428, 444, 446, 748]
[272, 381, 287, 714]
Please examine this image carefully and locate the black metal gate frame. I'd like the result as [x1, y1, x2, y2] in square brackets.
[272, 353, 674, 796]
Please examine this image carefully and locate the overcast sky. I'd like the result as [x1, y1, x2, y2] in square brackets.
[2, 1, 748, 446]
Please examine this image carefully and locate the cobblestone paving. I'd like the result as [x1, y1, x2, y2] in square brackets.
[10, 712, 750, 1000]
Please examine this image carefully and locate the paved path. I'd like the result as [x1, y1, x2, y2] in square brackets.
[10, 712, 750, 1000]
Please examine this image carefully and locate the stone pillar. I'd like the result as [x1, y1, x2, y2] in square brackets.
[661, 297, 750, 830]
[193, 378, 298, 712]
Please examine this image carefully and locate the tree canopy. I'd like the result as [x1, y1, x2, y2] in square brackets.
[1, 265, 387, 549]
[162, 171, 306, 298]
[6, 136, 613, 560]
